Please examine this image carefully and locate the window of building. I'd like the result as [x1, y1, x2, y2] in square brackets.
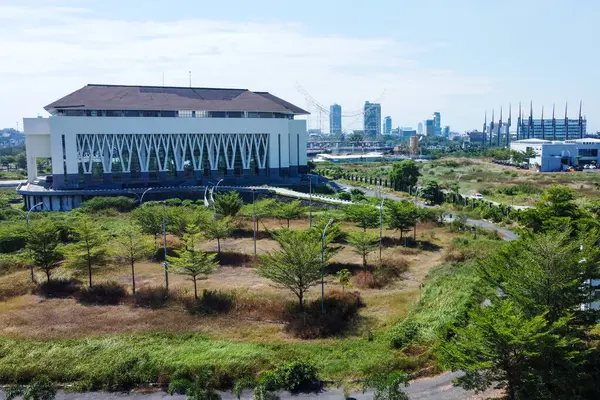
[578, 149, 598, 157]
[210, 111, 226, 118]
[141, 110, 159, 117]
[161, 111, 176, 117]
[227, 111, 243, 118]
[178, 110, 193, 117]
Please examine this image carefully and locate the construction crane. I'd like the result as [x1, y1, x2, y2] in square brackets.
[295, 82, 387, 131]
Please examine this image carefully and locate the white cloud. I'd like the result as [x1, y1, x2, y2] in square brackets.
[0, 2, 493, 130]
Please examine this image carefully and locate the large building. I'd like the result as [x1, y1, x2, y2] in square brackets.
[329, 103, 342, 134]
[383, 116, 392, 135]
[424, 119, 435, 136]
[364, 101, 381, 137]
[417, 122, 423, 135]
[510, 138, 600, 172]
[433, 112, 441, 136]
[19, 84, 309, 210]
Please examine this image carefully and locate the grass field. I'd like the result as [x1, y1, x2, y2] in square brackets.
[0, 215, 463, 387]
[321, 157, 600, 206]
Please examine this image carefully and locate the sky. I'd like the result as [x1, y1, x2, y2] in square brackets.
[1, 0, 599, 132]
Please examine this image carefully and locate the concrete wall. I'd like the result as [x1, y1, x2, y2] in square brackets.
[23, 116, 308, 184]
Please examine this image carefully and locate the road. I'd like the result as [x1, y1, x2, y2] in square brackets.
[337, 183, 518, 241]
[0, 371, 497, 400]
[0, 179, 26, 188]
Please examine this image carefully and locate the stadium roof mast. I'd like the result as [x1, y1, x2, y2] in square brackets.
[489, 109, 495, 147]
[497, 106, 502, 147]
[528, 101, 533, 140]
[516, 102, 521, 141]
[552, 104, 556, 141]
[579, 100, 583, 138]
[565, 102, 569, 140]
[483, 111, 487, 146]
[541, 106, 545, 140]
[507, 104, 511, 146]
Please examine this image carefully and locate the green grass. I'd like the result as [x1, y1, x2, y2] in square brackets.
[0, 334, 430, 387]
[388, 237, 504, 347]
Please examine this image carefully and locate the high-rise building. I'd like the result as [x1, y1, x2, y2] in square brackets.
[424, 119, 435, 136]
[329, 104, 342, 134]
[364, 101, 381, 137]
[417, 122, 423, 135]
[433, 112, 441, 135]
[384, 116, 392, 135]
[443, 126, 450, 137]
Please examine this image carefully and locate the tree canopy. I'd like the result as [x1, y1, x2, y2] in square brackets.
[389, 160, 421, 188]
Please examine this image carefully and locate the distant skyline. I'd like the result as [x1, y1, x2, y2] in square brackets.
[1, 0, 599, 132]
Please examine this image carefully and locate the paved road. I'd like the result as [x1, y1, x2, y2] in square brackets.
[337, 183, 518, 241]
[0, 371, 496, 400]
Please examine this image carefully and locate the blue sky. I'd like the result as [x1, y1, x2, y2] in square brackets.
[1, 0, 598, 132]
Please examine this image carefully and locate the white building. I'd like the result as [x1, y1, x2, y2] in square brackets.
[19, 84, 309, 210]
[510, 138, 600, 172]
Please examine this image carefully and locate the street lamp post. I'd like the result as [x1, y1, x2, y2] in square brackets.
[161, 201, 169, 291]
[413, 187, 419, 242]
[203, 186, 210, 207]
[138, 187, 153, 204]
[252, 189, 257, 256]
[25, 202, 44, 283]
[308, 175, 313, 227]
[321, 218, 334, 313]
[214, 179, 224, 196]
[379, 198, 384, 263]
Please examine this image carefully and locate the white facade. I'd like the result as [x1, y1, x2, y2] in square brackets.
[510, 138, 600, 172]
[24, 116, 307, 188]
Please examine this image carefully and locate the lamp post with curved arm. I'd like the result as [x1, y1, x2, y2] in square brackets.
[321, 218, 334, 313]
[25, 202, 44, 282]
[161, 201, 169, 291]
[379, 198, 384, 263]
[139, 187, 153, 204]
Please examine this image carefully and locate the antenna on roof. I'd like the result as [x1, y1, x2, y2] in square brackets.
[162, 72, 165, 87]
[189, 71, 192, 88]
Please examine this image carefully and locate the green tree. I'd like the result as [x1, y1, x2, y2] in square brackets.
[438, 299, 576, 400]
[336, 269, 352, 292]
[474, 230, 600, 398]
[214, 191, 244, 217]
[204, 216, 234, 256]
[389, 160, 421, 189]
[133, 204, 164, 248]
[68, 215, 109, 287]
[385, 201, 419, 243]
[347, 231, 379, 269]
[26, 219, 62, 282]
[520, 186, 593, 234]
[168, 224, 218, 299]
[420, 180, 442, 204]
[419, 207, 445, 225]
[15, 152, 27, 170]
[240, 198, 276, 235]
[256, 229, 328, 309]
[344, 204, 380, 231]
[112, 223, 154, 293]
[276, 200, 307, 228]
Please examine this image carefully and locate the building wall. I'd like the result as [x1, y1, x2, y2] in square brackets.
[510, 140, 600, 172]
[364, 102, 381, 137]
[329, 104, 342, 134]
[23, 116, 307, 187]
[518, 119, 587, 140]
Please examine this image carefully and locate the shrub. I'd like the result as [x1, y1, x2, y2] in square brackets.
[260, 361, 321, 393]
[354, 271, 378, 289]
[82, 196, 136, 213]
[185, 289, 235, 315]
[165, 198, 182, 207]
[373, 258, 409, 286]
[4, 375, 57, 400]
[168, 378, 193, 395]
[36, 278, 80, 298]
[389, 320, 421, 349]
[282, 291, 363, 339]
[132, 286, 170, 309]
[77, 282, 127, 305]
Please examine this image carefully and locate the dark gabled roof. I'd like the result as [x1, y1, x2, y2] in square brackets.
[44, 84, 309, 115]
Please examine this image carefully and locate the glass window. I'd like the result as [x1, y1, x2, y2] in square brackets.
[227, 111, 243, 118]
[178, 110, 192, 117]
[210, 111, 226, 118]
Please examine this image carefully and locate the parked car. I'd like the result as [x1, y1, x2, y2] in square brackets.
[473, 193, 484, 200]
[584, 164, 591, 169]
